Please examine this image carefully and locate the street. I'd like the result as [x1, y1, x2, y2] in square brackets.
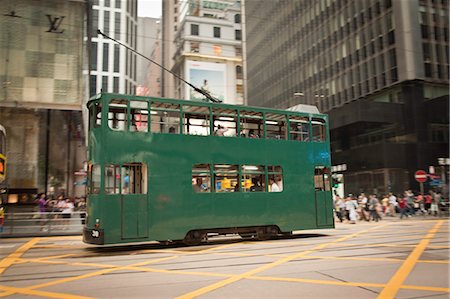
[0, 218, 449, 299]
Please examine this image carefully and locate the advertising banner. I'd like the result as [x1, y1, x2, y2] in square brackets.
[185, 61, 227, 102]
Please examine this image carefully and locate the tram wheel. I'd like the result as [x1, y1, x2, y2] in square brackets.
[256, 228, 269, 241]
[183, 231, 203, 246]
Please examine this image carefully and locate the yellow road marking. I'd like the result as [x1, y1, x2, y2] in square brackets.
[175, 224, 387, 299]
[377, 220, 444, 299]
[251, 275, 386, 288]
[0, 238, 40, 275]
[250, 276, 450, 293]
[0, 284, 92, 299]
[28, 255, 179, 290]
[329, 242, 450, 249]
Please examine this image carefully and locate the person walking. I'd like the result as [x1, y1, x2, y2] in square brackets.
[369, 195, 381, 222]
[388, 193, 397, 216]
[399, 196, 409, 219]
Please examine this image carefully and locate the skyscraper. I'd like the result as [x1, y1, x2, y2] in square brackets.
[163, 0, 244, 105]
[244, 0, 449, 194]
[89, 0, 138, 96]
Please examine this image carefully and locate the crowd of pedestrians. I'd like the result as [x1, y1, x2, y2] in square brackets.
[334, 190, 447, 224]
[34, 193, 86, 231]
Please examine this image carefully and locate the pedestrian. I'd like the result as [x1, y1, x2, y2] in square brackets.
[425, 192, 432, 214]
[381, 194, 389, 216]
[61, 198, 75, 229]
[345, 197, 358, 224]
[369, 194, 381, 222]
[388, 193, 397, 216]
[0, 205, 4, 233]
[334, 195, 344, 222]
[35, 193, 49, 231]
[399, 196, 409, 219]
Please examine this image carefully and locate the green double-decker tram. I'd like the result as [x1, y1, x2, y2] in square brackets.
[83, 93, 334, 245]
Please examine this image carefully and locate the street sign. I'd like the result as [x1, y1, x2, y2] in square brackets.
[415, 170, 427, 183]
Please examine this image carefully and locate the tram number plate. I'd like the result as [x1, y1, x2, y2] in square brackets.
[91, 230, 100, 238]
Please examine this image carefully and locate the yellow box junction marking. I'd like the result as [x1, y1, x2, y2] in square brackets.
[175, 224, 388, 299]
[0, 238, 40, 275]
[377, 220, 444, 299]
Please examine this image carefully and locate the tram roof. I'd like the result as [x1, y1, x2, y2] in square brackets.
[88, 93, 327, 119]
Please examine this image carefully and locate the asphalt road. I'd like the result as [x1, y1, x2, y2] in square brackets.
[0, 217, 448, 299]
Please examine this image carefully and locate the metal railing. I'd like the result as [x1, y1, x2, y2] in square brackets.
[0, 211, 85, 237]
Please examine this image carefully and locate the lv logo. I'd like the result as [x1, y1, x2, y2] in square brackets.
[46, 14, 65, 33]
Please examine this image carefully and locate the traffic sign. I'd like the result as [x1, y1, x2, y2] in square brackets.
[415, 170, 427, 183]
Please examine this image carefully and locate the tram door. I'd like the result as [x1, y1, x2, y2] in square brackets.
[121, 163, 148, 239]
[314, 166, 332, 227]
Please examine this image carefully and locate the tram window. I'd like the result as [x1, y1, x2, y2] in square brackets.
[289, 116, 310, 141]
[105, 164, 120, 194]
[108, 99, 128, 131]
[265, 113, 287, 140]
[212, 108, 237, 137]
[130, 101, 148, 132]
[242, 165, 265, 192]
[89, 102, 102, 129]
[192, 164, 211, 193]
[314, 167, 330, 191]
[240, 110, 263, 138]
[268, 166, 283, 192]
[183, 105, 210, 136]
[121, 163, 147, 194]
[91, 164, 101, 194]
[214, 164, 238, 193]
[150, 102, 180, 133]
[311, 118, 326, 142]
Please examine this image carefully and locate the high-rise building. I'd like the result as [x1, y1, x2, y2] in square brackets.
[136, 17, 160, 96]
[244, 0, 449, 195]
[163, 0, 244, 105]
[89, 0, 138, 96]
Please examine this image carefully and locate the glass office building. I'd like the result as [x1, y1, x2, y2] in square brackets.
[244, 0, 449, 195]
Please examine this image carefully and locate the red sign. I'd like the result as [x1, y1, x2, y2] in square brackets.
[415, 170, 427, 183]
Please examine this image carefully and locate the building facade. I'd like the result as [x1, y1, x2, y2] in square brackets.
[136, 16, 160, 96]
[244, 0, 449, 195]
[89, 0, 138, 96]
[0, 0, 87, 203]
[164, 0, 244, 105]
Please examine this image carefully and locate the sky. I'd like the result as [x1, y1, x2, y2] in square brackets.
[138, 0, 162, 18]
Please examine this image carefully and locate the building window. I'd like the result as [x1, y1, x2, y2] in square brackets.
[113, 77, 119, 93]
[213, 45, 222, 55]
[91, 42, 97, 70]
[235, 14, 241, 23]
[103, 43, 109, 72]
[235, 29, 241, 40]
[115, 0, 120, 8]
[114, 12, 120, 39]
[104, 11, 110, 35]
[236, 65, 243, 79]
[191, 24, 199, 36]
[213, 26, 221, 38]
[114, 45, 120, 72]
[104, 0, 110, 7]
[424, 63, 432, 77]
[102, 76, 108, 92]
[89, 75, 97, 97]
[190, 42, 199, 53]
